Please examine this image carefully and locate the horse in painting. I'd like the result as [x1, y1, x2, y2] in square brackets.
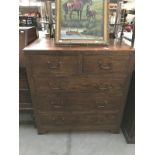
[63, 0, 93, 20]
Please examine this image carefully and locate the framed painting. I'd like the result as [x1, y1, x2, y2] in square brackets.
[55, 0, 109, 45]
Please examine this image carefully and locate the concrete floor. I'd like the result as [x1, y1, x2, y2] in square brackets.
[19, 125, 135, 155]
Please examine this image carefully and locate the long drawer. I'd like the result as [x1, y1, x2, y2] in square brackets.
[33, 76, 125, 94]
[34, 93, 123, 112]
[36, 111, 120, 127]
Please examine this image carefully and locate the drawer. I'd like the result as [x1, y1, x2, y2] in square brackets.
[35, 93, 123, 112]
[35, 93, 65, 111]
[83, 55, 129, 75]
[64, 93, 123, 112]
[34, 76, 125, 94]
[36, 111, 120, 127]
[29, 55, 80, 76]
[19, 90, 31, 103]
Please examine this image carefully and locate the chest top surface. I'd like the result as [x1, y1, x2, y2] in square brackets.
[23, 38, 134, 54]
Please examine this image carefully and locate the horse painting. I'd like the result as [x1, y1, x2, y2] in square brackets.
[63, 0, 93, 20]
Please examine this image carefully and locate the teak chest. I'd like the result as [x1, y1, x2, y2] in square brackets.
[24, 38, 134, 134]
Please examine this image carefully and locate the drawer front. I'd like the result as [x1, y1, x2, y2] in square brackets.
[34, 76, 125, 94]
[30, 55, 80, 76]
[35, 93, 123, 112]
[83, 55, 129, 75]
[36, 111, 120, 127]
[19, 90, 31, 103]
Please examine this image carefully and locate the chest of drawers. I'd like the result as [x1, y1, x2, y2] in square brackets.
[24, 38, 134, 134]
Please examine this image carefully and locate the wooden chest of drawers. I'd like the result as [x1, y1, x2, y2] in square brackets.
[24, 38, 134, 134]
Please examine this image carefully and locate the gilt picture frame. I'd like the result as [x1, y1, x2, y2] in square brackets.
[55, 0, 109, 45]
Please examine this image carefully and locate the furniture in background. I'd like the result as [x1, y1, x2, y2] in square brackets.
[19, 16, 38, 27]
[24, 38, 134, 134]
[19, 27, 38, 123]
[121, 71, 135, 144]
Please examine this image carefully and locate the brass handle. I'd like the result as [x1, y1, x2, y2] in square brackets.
[48, 83, 61, 90]
[96, 101, 109, 109]
[97, 105, 105, 108]
[52, 117, 65, 122]
[98, 87, 108, 91]
[98, 61, 112, 70]
[54, 105, 63, 108]
[47, 61, 62, 69]
[98, 84, 113, 91]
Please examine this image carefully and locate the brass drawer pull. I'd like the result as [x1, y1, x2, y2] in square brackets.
[54, 105, 63, 108]
[47, 61, 62, 69]
[97, 105, 105, 108]
[98, 61, 112, 70]
[98, 84, 113, 91]
[48, 83, 61, 90]
[98, 87, 108, 91]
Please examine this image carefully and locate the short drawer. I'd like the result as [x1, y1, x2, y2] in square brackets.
[29, 55, 80, 76]
[34, 93, 123, 112]
[83, 55, 129, 75]
[34, 76, 125, 94]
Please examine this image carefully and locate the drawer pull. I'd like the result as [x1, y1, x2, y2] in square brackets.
[98, 61, 112, 70]
[97, 105, 105, 108]
[98, 87, 108, 91]
[98, 84, 113, 91]
[54, 105, 63, 108]
[47, 61, 61, 69]
[48, 83, 62, 90]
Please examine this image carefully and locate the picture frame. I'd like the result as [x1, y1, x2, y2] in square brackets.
[55, 0, 109, 45]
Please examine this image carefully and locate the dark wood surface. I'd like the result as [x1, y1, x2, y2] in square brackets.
[24, 38, 134, 53]
[121, 71, 135, 144]
[24, 38, 135, 134]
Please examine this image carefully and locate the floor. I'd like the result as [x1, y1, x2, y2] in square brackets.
[19, 124, 135, 155]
